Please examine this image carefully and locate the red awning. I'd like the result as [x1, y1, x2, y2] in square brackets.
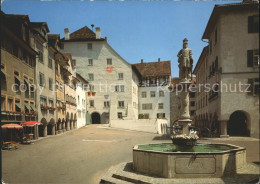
[2, 123, 23, 129]
[22, 121, 42, 127]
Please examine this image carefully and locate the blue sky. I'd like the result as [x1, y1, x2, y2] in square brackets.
[2, 0, 239, 77]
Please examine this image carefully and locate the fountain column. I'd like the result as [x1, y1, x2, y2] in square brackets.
[176, 38, 193, 135]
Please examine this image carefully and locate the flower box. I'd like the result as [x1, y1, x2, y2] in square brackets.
[88, 92, 92, 96]
[41, 105, 50, 110]
[92, 92, 96, 96]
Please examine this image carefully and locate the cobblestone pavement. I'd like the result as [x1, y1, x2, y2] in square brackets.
[2, 125, 259, 184]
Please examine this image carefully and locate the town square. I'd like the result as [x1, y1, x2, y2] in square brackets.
[0, 0, 259, 183]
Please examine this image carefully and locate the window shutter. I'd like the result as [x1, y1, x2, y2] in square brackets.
[248, 16, 253, 33]
[247, 50, 253, 67]
[247, 78, 253, 95]
[157, 113, 159, 118]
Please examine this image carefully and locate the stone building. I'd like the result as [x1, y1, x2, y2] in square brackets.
[76, 73, 88, 128]
[169, 77, 196, 125]
[63, 53, 77, 130]
[193, 46, 210, 132]
[0, 12, 38, 136]
[48, 34, 68, 134]
[31, 22, 57, 137]
[132, 59, 171, 121]
[194, 0, 259, 138]
[61, 26, 137, 124]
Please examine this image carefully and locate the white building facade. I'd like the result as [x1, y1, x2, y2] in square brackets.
[61, 26, 137, 124]
[76, 73, 88, 128]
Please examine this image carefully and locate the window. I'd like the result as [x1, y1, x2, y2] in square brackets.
[247, 49, 259, 67]
[142, 103, 152, 110]
[24, 76, 30, 98]
[1, 96, 6, 111]
[89, 85, 94, 91]
[142, 92, 147, 98]
[1, 64, 7, 90]
[150, 91, 156, 97]
[40, 97, 47, 108]
[115, 85, 119, 92]
[118, 112, 123, 119]
[14, 71, 21, 94]
[214, 28, 217, 45]
[104, 101, 110, 108]
[248, 78, 259, 96]
[190, 101, 195, 107]
[215, 56, 218, 71]
[157, 113, 165, 119]
[107, 58, 112, 65]
[87, 43, 92, 50]
[190, 110, 195, 116]
[30, 102, 35, 112]
[39, 73, 45, 86]
[88, 73, 94, 81]
[139, 114, 149, 119]
[49, 99, 54, 107]
[38, 50, 43, 63]
[118, 73, 123, 80]
[190, 92, 195, 98]
[89, 100, 94, 107]
[158, 103, 164, 109]
[248, 15, 259, 33]
[88, 59, 93, 66]
[49, 78, 53, 91]
[48, 58, 53, 68]
[24, 100, 29, 113]
[7, 97, 13, 111]
[159, 91, 164, 97]
[78, 95, 80, 105]
[118, 101, 124, 108]
[120, 85, 125, 92]
[29, 79, 34, 98]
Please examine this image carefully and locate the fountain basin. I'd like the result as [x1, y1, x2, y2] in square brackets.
[133, 143, 246, 178]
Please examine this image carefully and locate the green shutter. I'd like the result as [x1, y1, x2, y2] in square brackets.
[247, 50, 253, 67]
[248, 79, 253, 95]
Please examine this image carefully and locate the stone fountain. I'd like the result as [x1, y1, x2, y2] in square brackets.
[100, 39, 259, 184]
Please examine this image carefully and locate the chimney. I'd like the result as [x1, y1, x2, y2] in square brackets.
[64, 28, 70, 40]
[96, 27, 101, 39]
[141, 59, 143, 63]
[158, 58, 161, 62]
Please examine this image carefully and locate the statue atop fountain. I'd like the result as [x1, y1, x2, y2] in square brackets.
[171, 38, 198, 146]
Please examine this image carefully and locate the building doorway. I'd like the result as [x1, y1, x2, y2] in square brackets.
[227, 111, 249, 136]
[91, 112, 101, 124]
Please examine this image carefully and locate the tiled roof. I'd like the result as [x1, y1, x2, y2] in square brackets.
[61, 26, 105, 41]
[171, 78, 180, 87]
[63, 53, 72, 61]
[132, 61, 171, 78]
[48, 34, 60, 49]
[171, 77, 196, 87]
[31, 22, 50, 32]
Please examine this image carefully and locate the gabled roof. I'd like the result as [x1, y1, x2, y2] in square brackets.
[202, 1, 258, 39]
[61, 26, 105, 41]
[132, 60, 171, 78]
[48, 34, 60, 49]
[31, 22, 50, 32]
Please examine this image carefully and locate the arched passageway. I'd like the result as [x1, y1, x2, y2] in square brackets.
[227, 111, 249, 136]
[91, 112, 101, 124]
